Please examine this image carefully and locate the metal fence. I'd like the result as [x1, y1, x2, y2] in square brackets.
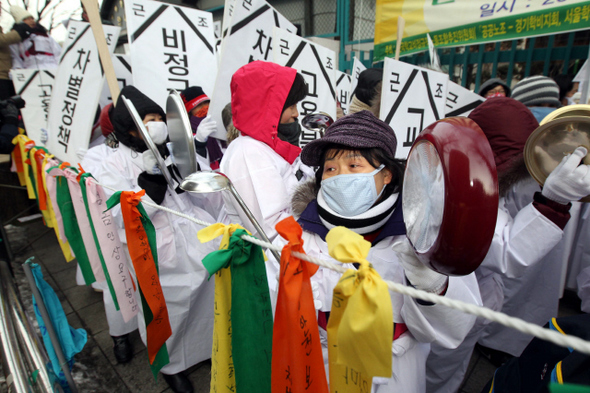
[403, 31, 590, 91]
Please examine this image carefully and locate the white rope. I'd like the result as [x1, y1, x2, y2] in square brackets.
[83, 177, 590, 356]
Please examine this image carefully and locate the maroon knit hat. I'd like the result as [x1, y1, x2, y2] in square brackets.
[301, 110, 397, 166]
[468, 97, 539, 173]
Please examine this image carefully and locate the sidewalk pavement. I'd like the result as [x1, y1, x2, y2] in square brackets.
[1, 217, 583, 393]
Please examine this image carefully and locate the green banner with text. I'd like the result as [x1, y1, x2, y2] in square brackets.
[374, 0, 590, 62]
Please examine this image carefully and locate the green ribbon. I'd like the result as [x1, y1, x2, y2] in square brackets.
[550, 384, 590, 393]
[52, 168, 95, 285]
[78, 172, 119, 310]
[203, 228, 273, 393]
[27, 148, 39, 201]
[106, 191, 169, 379]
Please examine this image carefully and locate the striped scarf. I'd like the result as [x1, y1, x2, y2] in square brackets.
[316, 190, 397, 235]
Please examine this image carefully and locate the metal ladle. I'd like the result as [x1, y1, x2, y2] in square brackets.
[301, 112, 334, 137]
[180, 171, 282, 262]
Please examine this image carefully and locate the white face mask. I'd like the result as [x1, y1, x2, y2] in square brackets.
[320, 165, 386, 216]
[566, 96, 575, 106]
[145, 121, 168, 145]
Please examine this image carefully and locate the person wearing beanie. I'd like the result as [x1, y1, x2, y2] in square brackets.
[478, 77, 511, 98]
[0, 5, 31, 99]
[426, 97, 590, 393]
[9, 6, 61, 70]
[554, 74, 579, 106]
[266, 110, 481, 392]
[511, 75, 561, 122]
[90, 86, 218, 393]
[219, 60, 314, 242]
[180, 85, 227, 171]
[349, 68, 383, 117]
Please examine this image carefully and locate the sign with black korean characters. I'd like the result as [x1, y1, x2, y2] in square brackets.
[350, 56, 366, 100]
[208, 0, 296, 140]
[445, 80, 484, 117]
[125, 0, 217, 108]
[46, 21, 120, 164]
[273, 28, 336, 147]
[11, 68, 56, 143]
[336, 71, 352, 115]
[379, 58, 449, 159]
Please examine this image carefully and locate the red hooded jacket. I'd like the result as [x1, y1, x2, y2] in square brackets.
[230, 61, 301, 164]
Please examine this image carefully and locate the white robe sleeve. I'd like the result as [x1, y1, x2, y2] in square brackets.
[50, 36, 62, 58]
[400, 273, 482, 349]
[9, 43, 23, 69]
[222, 144, 293, 241]
[481, 202, 564, 278]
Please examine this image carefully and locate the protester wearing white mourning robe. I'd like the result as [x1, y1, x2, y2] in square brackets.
[91, 86, 217, 393]
[9, 6, 61, 70]
[266, 111, 481, 393]
[78, 101, 138, 364]
[219, 61, 314, 243]
[425, 97, 590, 393]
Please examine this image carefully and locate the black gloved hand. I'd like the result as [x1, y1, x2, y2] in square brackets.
[0, 101, 20, 126]
[12, 23, 32, 40]
[137, 172, 168, 205]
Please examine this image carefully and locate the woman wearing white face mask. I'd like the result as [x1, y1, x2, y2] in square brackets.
[91, 86, 217, 393]
[270, 110, 481, 393]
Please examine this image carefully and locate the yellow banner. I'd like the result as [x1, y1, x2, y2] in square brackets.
[375, 0, 590, 60]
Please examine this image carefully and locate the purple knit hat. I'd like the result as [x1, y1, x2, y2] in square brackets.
[300, 110, 397, 166]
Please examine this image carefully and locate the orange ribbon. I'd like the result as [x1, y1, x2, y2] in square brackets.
[33, 149, 48, 211]
[76, 164, 85, 182]
[271, 216, 328, 393]
[119, 190, 172, 364]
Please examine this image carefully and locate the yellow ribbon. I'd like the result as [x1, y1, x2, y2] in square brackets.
[10, 129, 26, 186]
[12, 134, 35, 199]
[28, 147, 53, 227]
[198, 223, 244, 393]
[325, 227, 393, 392]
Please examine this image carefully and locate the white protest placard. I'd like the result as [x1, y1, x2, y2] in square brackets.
[125, 0, 217, 108]
[273, 28, 336, 146]
[336, 71, 352, 115]
[350, 56, 366, 99]
[11, 68, 56, 143]
[46, 21, 120, 164]
[99, 54, 133, 109]
[445, 81, 484, 117]
[208, 0, 296, 140]
[221, 0, 236, 37]
[379, 58, 449, 159]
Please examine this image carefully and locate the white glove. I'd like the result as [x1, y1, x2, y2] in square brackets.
[76, 148, 87, 162]
[392, 239, 448, 294]
[142, 150, 162, 175]
[40, 128, 48, 144]
[542, 146, 590, 204]
[195, 115, 217, 142]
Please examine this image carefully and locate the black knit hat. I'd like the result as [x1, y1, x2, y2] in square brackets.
[511, 76, 561, 107]
[111, 86, 166, 151]
[478, 78, 511, 97]
[352, 68, 384, 106]
[180, 86, 209, 113]
[301, 110, 397, 166]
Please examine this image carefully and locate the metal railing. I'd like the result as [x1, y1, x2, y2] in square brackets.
[0, 259, 57, 393]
